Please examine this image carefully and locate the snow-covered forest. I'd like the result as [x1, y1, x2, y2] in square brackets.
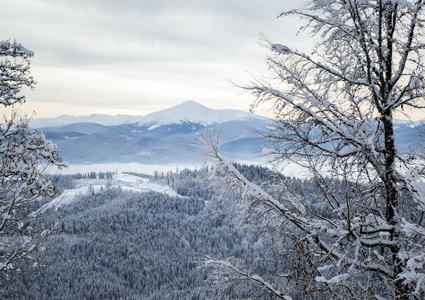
[2, 165, 308, 299]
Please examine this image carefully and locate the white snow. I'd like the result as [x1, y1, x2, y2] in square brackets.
[39, 186, 95, 212]
[405, 169, 425, 211]
[137, 100, 266, 128]
[316, 273, 350, 284]
[271, 44, 291, 54]
[38, 172, 182, 212]
[111, 172, 180, 197]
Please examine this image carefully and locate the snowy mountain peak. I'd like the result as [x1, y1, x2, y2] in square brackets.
[137, 100, 262, 128]
[171, 100, 209, 110]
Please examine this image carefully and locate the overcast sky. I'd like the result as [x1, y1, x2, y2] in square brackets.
[1, 0, 305, 117]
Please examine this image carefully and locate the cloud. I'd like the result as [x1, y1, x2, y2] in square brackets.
[0, 0, 305, 117]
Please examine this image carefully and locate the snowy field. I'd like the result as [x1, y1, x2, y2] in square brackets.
[39, 172, 183, 213]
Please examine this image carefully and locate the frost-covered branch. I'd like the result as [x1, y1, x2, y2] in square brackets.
[204, 259, 293, 300]
[0, 40, 65, 279]
[204, 1, 425, 298]
[0, 39, 35, 106]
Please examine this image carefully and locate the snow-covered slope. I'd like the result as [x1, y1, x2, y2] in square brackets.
[39, 173, 181, 212]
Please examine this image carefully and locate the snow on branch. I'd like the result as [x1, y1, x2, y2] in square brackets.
[204, 259, 293, 300]
[0, 40, 34, 58]
[0, 39, 36, 106]
[201, 133, 394, 280]
[199, 131, 307, 216]
[405, 169, 425, 211]
[271, 44, 291, 55]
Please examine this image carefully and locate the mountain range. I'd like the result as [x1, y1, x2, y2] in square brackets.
[30, 101, 272, 165]
[30, 101, 425, 165]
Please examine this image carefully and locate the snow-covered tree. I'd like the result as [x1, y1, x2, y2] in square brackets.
[0, 40, 66, 280]
[204, 1, 425, 299]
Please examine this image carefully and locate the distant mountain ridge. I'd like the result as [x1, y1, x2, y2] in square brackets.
[32, 101, 272, 165]
[30, 101, 425, 165]
[29, 114, 144, 128]
[29, 100, 265, 128]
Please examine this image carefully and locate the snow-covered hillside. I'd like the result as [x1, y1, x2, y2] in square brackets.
[39, 173, 181, 212]
[137, 100, 265, 128]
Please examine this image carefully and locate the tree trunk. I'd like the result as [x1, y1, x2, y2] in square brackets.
[382, 112, 407, 299]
